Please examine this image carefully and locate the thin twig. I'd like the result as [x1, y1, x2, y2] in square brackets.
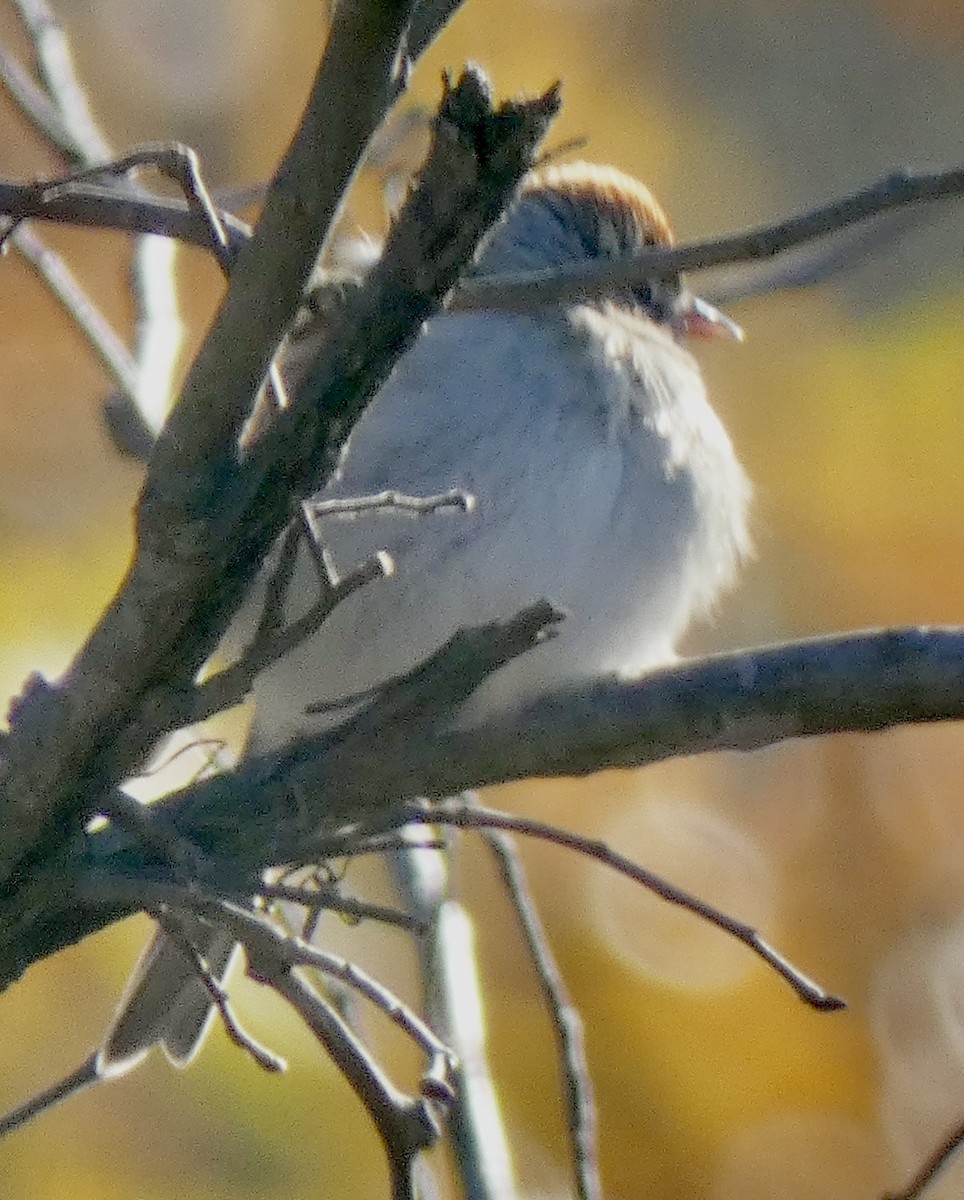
[41, 142, 232, 265]
[258, 880, 425, 934]
[0, 178, 252, 249]
[129, 736, 229, 782]
[142, 883, 444, 1191]
[0, 1052, 100, 1137]
[307, 487, 476, 518]
[219, 484, 477, 725]
[0, 46, 74, 153]
[11, 0, 112, 163]
[705, 208, 928, 305]
[298, 497, 342, 585]
[132, 880, 443, 1198]
[409, 800, 845, 1012]
[127, 233, 183, 434]
[84, 875, 449, 1089]
[30, 140, 248, 437]
[2, 165, 963, 307]
[310, 832, 449, 861]
[268, 967, 437, 1200]
[5, 0, 186, 428]
[284, 939, 457, 1077]
[389, 833, 519, 1200]
[191, 552, 391, 723]
[154, 909, 286, 1073]
[883, 1119, 964, 1200]
[450, 165, 964, 311]
[252, 518, 305, 646]
[11, 223, 140, 396]
[484, 827, 601, 1200]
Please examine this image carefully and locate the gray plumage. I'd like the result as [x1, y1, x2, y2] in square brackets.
[100, 161, 751, 1073]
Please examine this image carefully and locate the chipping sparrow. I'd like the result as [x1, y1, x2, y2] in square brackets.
[99, 161, 752, 1074]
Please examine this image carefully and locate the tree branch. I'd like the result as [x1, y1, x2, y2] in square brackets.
[0, 179, 252, 247]
[2, 619, 964, 991]
[0, 62, 558, 894]
[218, 623, 964, 849]
[451, 165, 964, 310]
[4, 164, 964, 306]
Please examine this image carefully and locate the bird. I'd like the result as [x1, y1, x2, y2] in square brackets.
[97, 160, 753, 1077]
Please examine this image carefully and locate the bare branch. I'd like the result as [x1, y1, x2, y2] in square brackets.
[10, 222, 139, 396]
[42, 142, 232, 264]
[484, 829, 600, 1200]
[283, 939, 457, 1076]
[3, 0, 185, 426]
[0, 46, 75, 154]
[5, 618, 964, 990]
[126, 233, 184, 435]
[0, 178, 251, 249]
[453, 625, 964, 776]
[4, 164, 963, 314]
[10, 0, 112, 164]
[0, 66, 558, 892]
[0, 1053, 99, 1138]
[190, 552, 392, 723]
[704, 208, 929, 305]
[884, 1120, 964, 1200]
[227, 623, 964, 853]
[391, 837, 519, 1200]
[406, 0, 466, 63]
[451, 165, 964, 311]
[83, 877, 444, 1193]
[148, 0, 419, 485]
[269, 968, 438, 1200]
[153, 909, 285, 1073]
[258, 880, 425, 934]
[411, 800, 843, 1011]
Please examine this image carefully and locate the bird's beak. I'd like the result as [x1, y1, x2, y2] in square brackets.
[672, 293, 744, 342]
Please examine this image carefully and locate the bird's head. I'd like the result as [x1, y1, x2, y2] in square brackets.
[479, 160, 742, 342]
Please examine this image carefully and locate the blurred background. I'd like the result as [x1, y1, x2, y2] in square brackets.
[2, 0, 964, 1196]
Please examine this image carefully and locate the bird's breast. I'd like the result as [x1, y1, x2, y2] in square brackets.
[249, 305, 750, 747]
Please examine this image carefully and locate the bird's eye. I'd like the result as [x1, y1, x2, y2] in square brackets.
[631, 280, 654, 309]
[631, 279, 678, 326]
